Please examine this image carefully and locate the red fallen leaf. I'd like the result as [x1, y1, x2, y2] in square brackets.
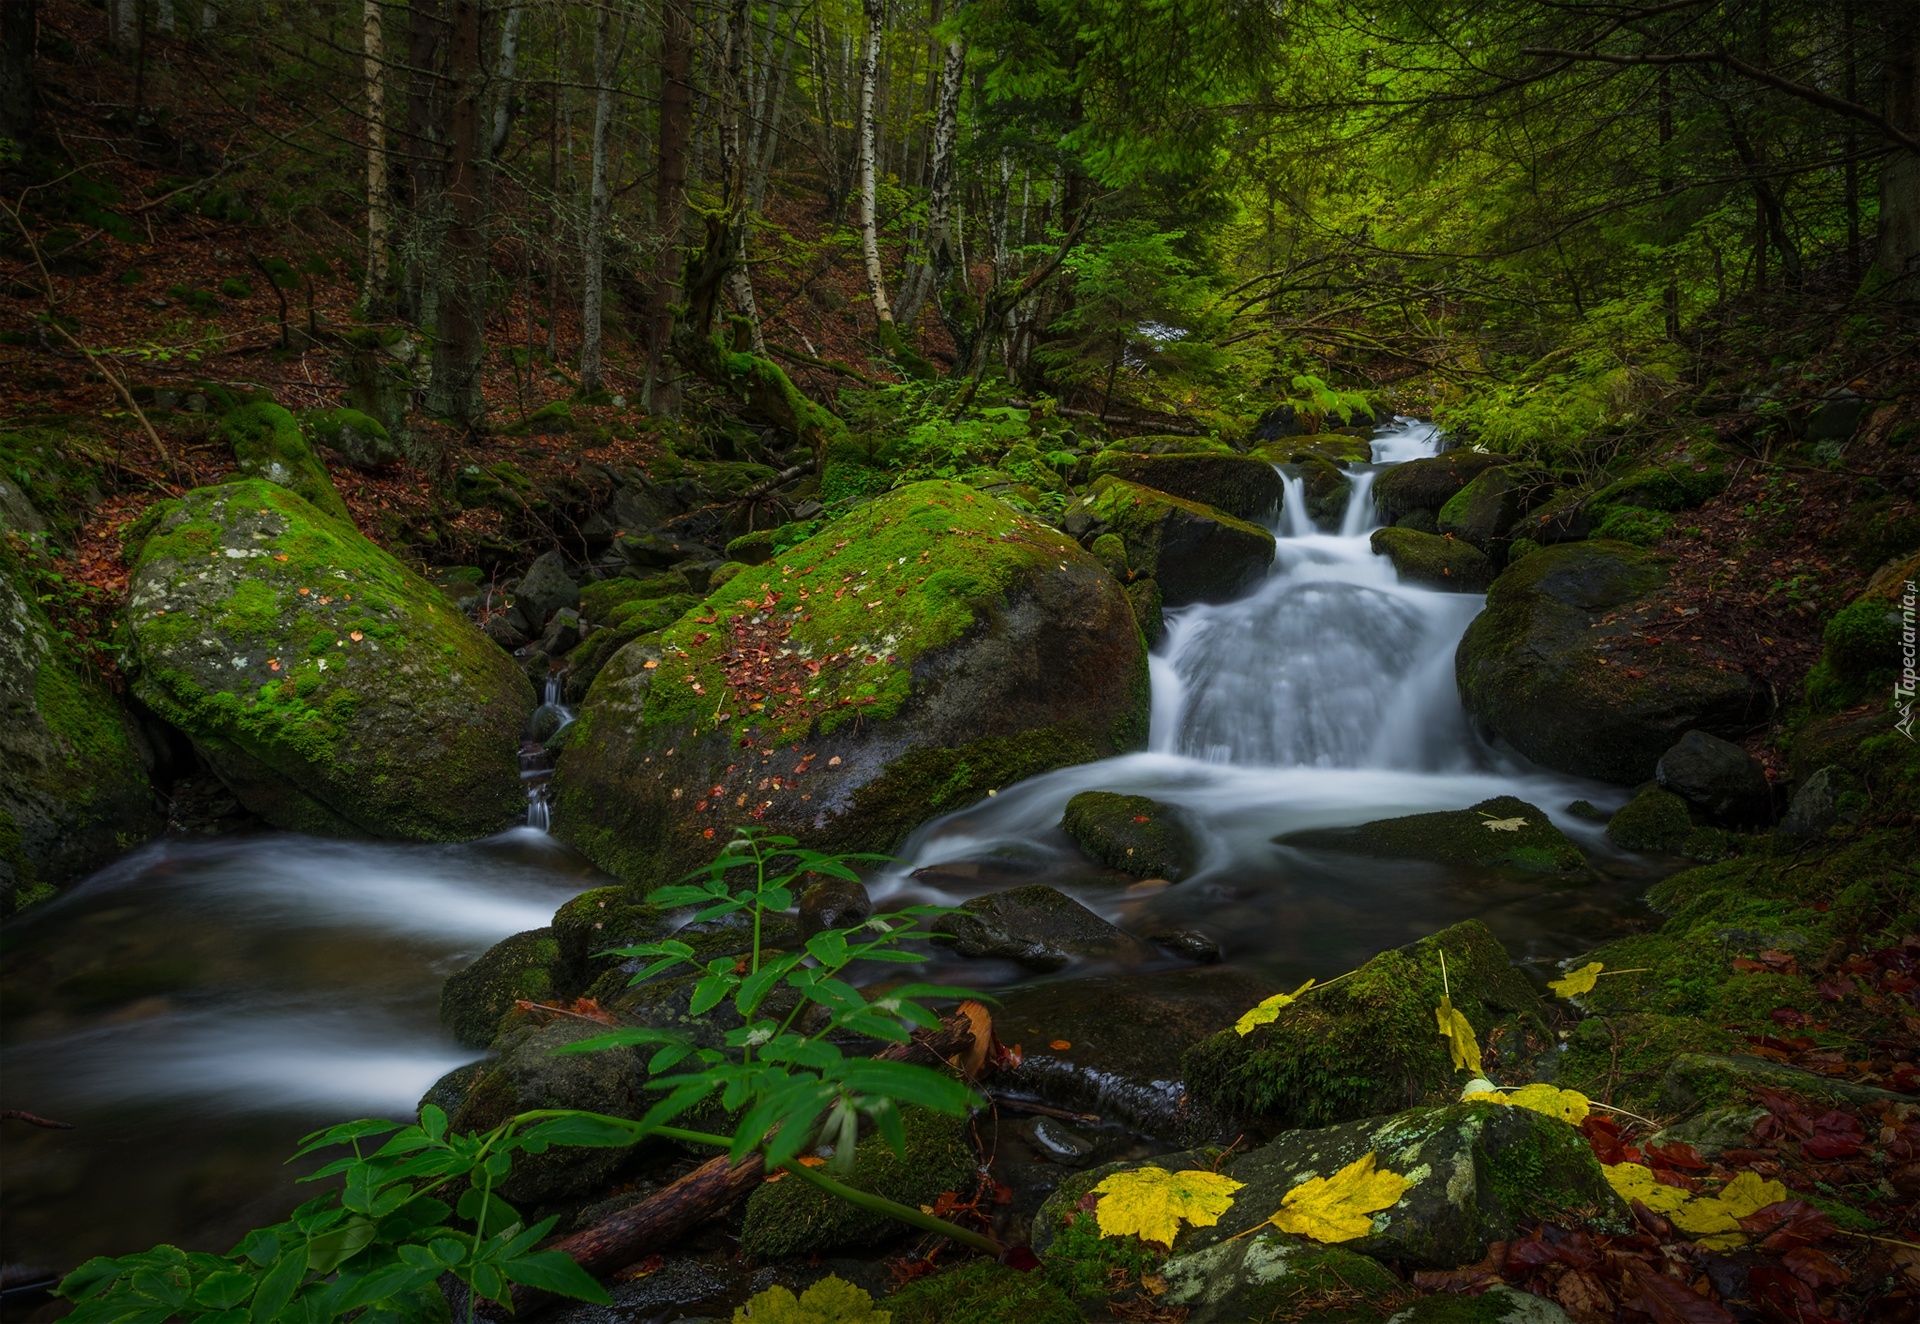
[1630, 1198, 1677, 1240]
[1782, 1246, 1849, 1289]
[1506, 1229, 1599, 1271]
[1555, 1268, 1614, 1324]
[1771, 1007, 1812, 1028]
[998, 1245, 1040, 1273]
[1740, 1200, 1837, 1251]
[1131, 815, 1151, 823]
[1632, 1266, 1735, 1324]
[1735, 958, 1771, 973]
[1648, 1140, 1709, 1170]
[1801, 1133, 1861, 1159]
[692, 632, 710, 644]
[1749, 1265, 1841, 1324]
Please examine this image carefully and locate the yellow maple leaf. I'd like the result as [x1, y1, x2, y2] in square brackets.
[1268, 1151, 1410, 1243]
[1235, 979, 1316, 1036]
[1549, 962, 1604, 998]
[1092, 1166, 1245, 1248]
[1479, 815, 1528, 832]
[1435, 996, 1483, 1076]
[1601, 1162, 1692, 1215]
[1669, 1171, 1790, 1249]
[1462, 1083, 1591, 1125]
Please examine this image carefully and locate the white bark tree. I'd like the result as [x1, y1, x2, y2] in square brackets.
[856, 0, 894, 340]
[578, 0, 625, 395]
[363, 0, 390, 301]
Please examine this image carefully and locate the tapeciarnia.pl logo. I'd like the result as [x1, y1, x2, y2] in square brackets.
[1897, 580, 1916, 742]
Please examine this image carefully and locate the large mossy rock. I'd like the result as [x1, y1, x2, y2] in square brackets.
[1253, 433, 1375, 466]
[2, 548, 162, 914]
[1087, 452, 1286, 522]
[126, 480, 534, 839]
[739, 1108, 976, 1258]
[551, 481, 1149, 888]
[214, 402, 351, 521]
[1374, 451, 1512, 521]
[440, 927, 559, 1048]
[1604, 785, 1691, 852]
[886, 1258, 1082, 1324]
[1282, 456, 1352, 529]
[1455, 541, 1765, 784]
[1088, 480, 1275, 606]
[1369, 527, 1495, 592]
[1437, 467, 1529, 550]
[300, 408, 402, 469]
[1183, 920, 1549, 1134]
[1060, 790, 1199, 880]
[1036, 1101, 1626, 1273]
[1278, 795, 1584, 874]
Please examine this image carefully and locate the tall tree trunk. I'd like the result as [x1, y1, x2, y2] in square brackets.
[892, 17, 964, 330]
[405, 0, 447, 325]
[488, 0, 522, 158]
[579, 0, 620, 395]
[748, 2, 801, 212]
[426, 0, 489, 423]
[1878, 0, 1920, 296]
[199, 0, 215, 33]
[645, 0, 694, 414]
[154, 0, 172, 33]
[363, 0, 390, 305]
[1, 0, 36, 143]
[856, 0, 894, 338]
[112, 0, 137, 57]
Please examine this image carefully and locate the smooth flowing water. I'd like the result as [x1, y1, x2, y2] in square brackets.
[0, 418, 1664, 1273]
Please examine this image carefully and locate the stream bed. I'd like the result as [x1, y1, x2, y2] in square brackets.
[0, 419, 1673, 1277]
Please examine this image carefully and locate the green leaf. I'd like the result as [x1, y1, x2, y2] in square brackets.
[59, 1257, 129, 1302]
[734, 964, 785, 1017]
[305, 1218, 377, 1275]
[552, 1027, 689, 1055]
[293, 1120, 399, 1159]
[871, 1099, 908, 1160]
[247, 1242, 308, 1324]
[522, 1113, 646, 1149]
[804, 930, 850, 967]
[191, 1271, 258, 1310]
[689, 972, 737, 1017]
[837, 1058, 976, 1113]
[499, 1251, 611, 1305]
[419, 1106, 448, 1142]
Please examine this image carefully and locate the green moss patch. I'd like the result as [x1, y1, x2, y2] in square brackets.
[440, 927, 558, 1047]
[1605, 785, 1692, 852]
[214, 402, 351, 521]
[1368, 527, 1495, 592]
[1061, 790, 1199, 880]
[888, 1259, 1081, 1324]
[1279, 796, 1585, 874]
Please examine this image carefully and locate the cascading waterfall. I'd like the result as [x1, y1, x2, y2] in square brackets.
[520, 671, 575, 831]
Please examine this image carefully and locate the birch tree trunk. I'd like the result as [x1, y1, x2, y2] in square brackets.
[112, 0, 138, 56]
[892, 19, 964, 330]
[579, 0, 621, 395]
[154, 0, 173, 34]
[645, 0, 695, 413]
[425, 0, 489, 423]
[363, 0, 390, 303]
[856, 0, 894, 338]
[199, 0, 216, 33]
[488, 1, 522, 157]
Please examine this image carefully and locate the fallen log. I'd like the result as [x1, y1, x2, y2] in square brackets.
[507, 1007, 989, 1314]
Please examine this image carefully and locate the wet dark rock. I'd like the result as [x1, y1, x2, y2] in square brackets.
[932, 884, 1152, 971]
[563, 596, 698, 703]
[797, 876, 872, 939]
[1369, 527, 1495, 592]
[1284, 456, 1352, 529]
[1156, 1234, 1404, 1324]
[1060, 790, 1199, 880]
[1183, 920, 1549, 1135]
[515, 550, 581, 626]
[1125, 576, 1165, 646]
[481, 612, 527, 650]
[1806, 388, 1867, 442]
[1254, 433, 1374, 466]
[1087, 452, 1286, 522]
[1456, 541, 1765, 784]
[1252, 402, 1304, 441]
[615, 531, 695, 569]
[1038, 1100, 1626, 1272]
[996, 966, 1271, 1136]
[1087, 480, 1275, 607]
[538, 606, 583, 656]
[1656, 729, 1771, 826]
[1141, 926, 1222, 964]
[1437, 466, 1528, 550]
[526, 702, 571, 745]
[1374, 450, 1512, 521]
[1513, 487, 1592, 545]
[1566, 799, 1607, 821]
[440, 927, 557, 1048]
[1278, 796, 1583, 873]
[1778, 766, 1841, 840]
[1395, 507, 1440, 533]
[551, 886, 668, 997]
[1604, 785, 1692, 852]
[1028, 1117, 1099, 1165]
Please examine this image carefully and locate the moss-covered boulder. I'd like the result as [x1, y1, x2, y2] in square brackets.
[1278, 796, 1584, 874]
[1369, 527, 1494, 592]
[214, 402, 350, 521]
[2, 548, 162, 914]
[886, 1258, 1081, 1324]
[126, 480, 534, 838]
[1156, 1230, 1402, 1324]
[1061, 790, 1199, 880]
[1282, 457, 1353, 529]
[931, 883, 1152, 971]
[1087, 452, 1286, 522]
[1088, 480, 1274, 607]
[561, 593, 700, 703]
[1805, 551, 1919, 710]
[1589, 448, 1729, 513]
[440, 927, 558, 1048]
[550, 886, 667, 999]
[1455, 541, 1765, 784]
[1253, 433, 1375, 466]
[1035, 1100, 1626, 1271]
[1436, 467, 1526, 550]
[551, 481, 1149, 888]
[739, 1108, 976, 1258]
[301, 408, 402, 469]
[1604, 785, 1691, 852]
[1556, 1013, 1740, 1117]
[1374, 451, 1512, 521]
[1183, 920, 1550, 1133]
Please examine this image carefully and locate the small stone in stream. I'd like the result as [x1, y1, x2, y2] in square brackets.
[526, 703, 570, 745]
[1656, 728, 1771, 826]
[1566, 799, 1608, 821]
[514, 550, 580, 626]
[1028, 1117, 1098, 1166]
[930, 884, 1152, 971]
[1604, 784, 1692, 852]
[1368, 526, 1495, 592]
[1060, 790, 1199, 880]
[1777, 765, 1840, 840]
[797, 876, 872, 939]
[539, 606, 582, 656]
[1036, 1100, 1627, 1272]
[1147, 928, 1221, 964]
[1277, 795, 1584, 873]
[481, 612, 526, 650]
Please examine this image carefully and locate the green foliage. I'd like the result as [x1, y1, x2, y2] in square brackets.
[887, 1260, 1081, 1324]
[734, 1276, 888, 1324]
[58, 1105, 611, 1324]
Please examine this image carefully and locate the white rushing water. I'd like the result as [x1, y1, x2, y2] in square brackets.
[878, 417, 1622, 906]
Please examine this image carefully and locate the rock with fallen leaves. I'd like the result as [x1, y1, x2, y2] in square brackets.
[2, 544, 163, 914]
[1039, 1099, 1627, 1275]
[1277, 795, 1584, 874]
[1369, 525, 1497, 592]
[439, 925, 560, 1047]
[1183, 919, 1551, 1133]
[126, 480, 534, 839]
[1059, 789, 1200, 880]
[1456, 540, 1767, 784]
[551, 480, 1149, 887]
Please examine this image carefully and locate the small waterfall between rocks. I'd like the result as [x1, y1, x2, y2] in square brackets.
[520, 670, 575, 831]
